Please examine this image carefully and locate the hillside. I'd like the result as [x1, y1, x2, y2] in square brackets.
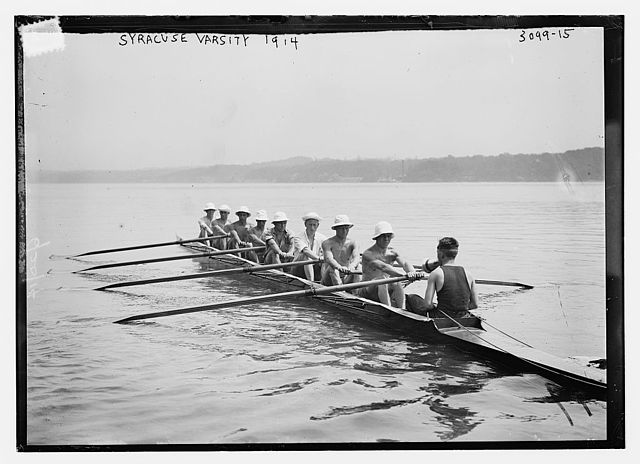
[29, 147, 604, 183]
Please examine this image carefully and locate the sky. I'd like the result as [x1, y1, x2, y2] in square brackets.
[20, 25, 605, 172]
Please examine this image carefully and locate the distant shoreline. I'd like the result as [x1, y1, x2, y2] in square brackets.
[27, 147, 604, 184]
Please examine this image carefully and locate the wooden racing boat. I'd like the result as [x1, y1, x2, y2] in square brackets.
[180, 240, 607, 397]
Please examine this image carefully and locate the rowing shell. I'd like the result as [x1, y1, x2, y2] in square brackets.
[181, 240, 607, 396]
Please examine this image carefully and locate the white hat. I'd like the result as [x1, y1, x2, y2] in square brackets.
[203, 202, 216, 211]
[331, 214, 354, 229]
[272, 211, 289, 223]
[372, 221, 395, 239]
[218, 204, 231, 213]
[302, 212, 322, 222]
[255, 210, 268, 221]
[236, 206, 251, 216]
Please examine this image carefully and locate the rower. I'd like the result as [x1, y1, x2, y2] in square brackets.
[211, 204, 231, 249]
[407, 237, 478, 318]
[197, 203, 217, 246]
[290, 212, 327, 281]
[263, 212, 296, 265]
[354, 221, 423, 308]
[320, 215, 361, 286]
[246, 210, 269, 262]
[226, 206, 254, 258]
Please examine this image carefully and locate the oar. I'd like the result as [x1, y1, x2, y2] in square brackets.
[475, 279, 533, 290]
[77, 246, 266, 273]
[96, 258, 319, 291]
[114, 275, 412, 324]
[393, 264, 533, 289]
[69, 234, 229, 258]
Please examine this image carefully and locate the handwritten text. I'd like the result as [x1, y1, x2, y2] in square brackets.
[117, 33, 300, 50]
[519, 28, 575, 43]
[26, 237, 50, 299]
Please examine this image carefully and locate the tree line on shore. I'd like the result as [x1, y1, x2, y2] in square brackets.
[31, 147, 603, 183]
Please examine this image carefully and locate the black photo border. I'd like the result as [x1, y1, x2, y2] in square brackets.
[14, 14, 624, 451]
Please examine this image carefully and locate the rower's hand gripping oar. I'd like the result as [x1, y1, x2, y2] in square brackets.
[77, 246, 266, 273]
[114, 274, 420, 324]
[96, 258, 320, 291]
[69, 234, 229, 258]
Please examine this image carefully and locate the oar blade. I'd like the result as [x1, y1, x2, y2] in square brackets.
[475, 279, 534, 290]
[69, 234, 229, 258]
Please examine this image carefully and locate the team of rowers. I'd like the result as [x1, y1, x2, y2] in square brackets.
[198, 203, 478, 317]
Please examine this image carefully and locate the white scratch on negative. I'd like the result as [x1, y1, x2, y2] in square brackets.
[19, 17, 65, 57]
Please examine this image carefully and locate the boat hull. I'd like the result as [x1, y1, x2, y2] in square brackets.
[181, 241, 607, 396]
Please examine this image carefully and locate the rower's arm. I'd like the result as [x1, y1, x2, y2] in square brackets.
[424, 272, 440, 310]
[369, 257, 405, 277]
[348, 243, 360, 270]
[395, 255, 416, 275]
[266, 237, 281, 254]
[229, 227, 249, 246]
[293, 236, 317, 260]
[198, 219, 213, 235]
[468, 274, 478, 310]
[248, 232, 266, 246]
[212, 223, 228, 235]
[302, 247, 319, 260]
[321, 241, 341, 270]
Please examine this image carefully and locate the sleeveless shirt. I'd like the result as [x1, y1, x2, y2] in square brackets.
[437, 266, 471, 314]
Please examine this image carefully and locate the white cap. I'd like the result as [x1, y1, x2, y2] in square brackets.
[203, 202, 216, 211]
[302, 212, 322, 222]
[372, 221, 395, 239]
[218, 204, 231, 213]
[236, 206, 251, 216]
[331, 214, 354, 229]
[272, 211, 289, 223]
[255, 210, 268, 221]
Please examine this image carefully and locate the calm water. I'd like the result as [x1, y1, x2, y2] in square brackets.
[24, 182, 607, 445]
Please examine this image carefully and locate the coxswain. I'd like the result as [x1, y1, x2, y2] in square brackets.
[406, 237, 478, 318]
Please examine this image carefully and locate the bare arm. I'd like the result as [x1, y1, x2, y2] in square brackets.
[197, 219, 213, 235]
[266, 237, 281, 254]
[424, 269, 443, 310]
[248, 231, 266, 246]
[347, 241, 360, 270]
[322, 240, 349, 273]
[212, 222, 228, 236]
[366, 253, 406, 277]
[395, 254, 417, 275]
[467, 272, 478, 310]
[228, 227, 242, 244]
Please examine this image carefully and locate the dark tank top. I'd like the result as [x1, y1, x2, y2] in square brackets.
[437, 266, 471, 314]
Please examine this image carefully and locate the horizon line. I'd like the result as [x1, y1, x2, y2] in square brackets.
[26, 146, 603, 174]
